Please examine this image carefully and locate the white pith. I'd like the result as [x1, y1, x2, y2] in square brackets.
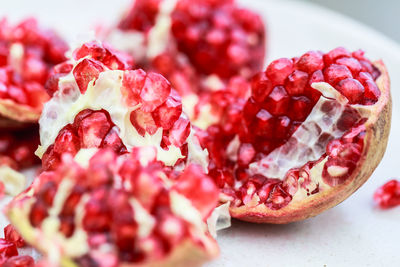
[36, 53, 209, 170]
[9, 42, 24, 75]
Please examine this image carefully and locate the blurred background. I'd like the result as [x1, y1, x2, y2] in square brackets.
[301, 0, 400, 43]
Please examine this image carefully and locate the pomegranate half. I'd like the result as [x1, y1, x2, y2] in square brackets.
[203, 47, 391, 223]
[0, 18, 68, 128]
[6, 148, 219, 266]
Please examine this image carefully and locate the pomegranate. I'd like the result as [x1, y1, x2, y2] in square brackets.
[203, 47, 391, 223]
[0, 18, 68, 127]
[6, 148, 219, 266]
[4, 224, 25, 248]
[38, 41, 209, 172]
[374, 179, 400, 209]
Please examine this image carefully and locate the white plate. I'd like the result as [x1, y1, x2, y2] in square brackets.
[1, 0, 399, 266]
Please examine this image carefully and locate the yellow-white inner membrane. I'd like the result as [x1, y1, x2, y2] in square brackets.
[249, 82, 354, 180]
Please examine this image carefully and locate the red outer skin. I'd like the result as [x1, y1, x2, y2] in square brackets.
[230, 60, 392, 223]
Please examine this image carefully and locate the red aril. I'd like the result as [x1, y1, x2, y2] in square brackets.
[38, 41, 209, 173]
[204, 47, 391, 223]
[4, 224, 25, 248]
[374, 179, 400, 209]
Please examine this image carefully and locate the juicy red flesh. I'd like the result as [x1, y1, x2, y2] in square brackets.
[4, 225, 25, 248]
[374, 179, 400, 209]
[0, 18, 67, 108]
[0, 125, 40, 169]
[202, 47, 378, 210]
[171, 0, 265, 78]
[0, 238, 18, 264]
[22, 149, 218, 265]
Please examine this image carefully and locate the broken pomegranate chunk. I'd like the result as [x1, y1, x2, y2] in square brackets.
[203, 47, 391, 223]
[0, 18, 67, 126]
[107, 0, 266, 121]
[374, 179, 400, 209]
[3, 255, 34, 267]
[6, 148, 219, 266]
[39, 41, 208, 172]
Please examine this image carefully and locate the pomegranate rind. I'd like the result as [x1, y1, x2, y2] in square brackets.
[0, 98, 41, 126]
[230, 60, 391, 223]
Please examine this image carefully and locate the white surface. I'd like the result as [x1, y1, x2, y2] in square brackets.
[0, 0, 400, 266]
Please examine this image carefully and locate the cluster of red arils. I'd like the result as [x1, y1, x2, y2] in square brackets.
[200, 47, 391, 223]
[111, 0, 265, 102]
[6, 148, 219, 266]
[374, 179, 400, 209]
[0, 18, 68, 172]
[0, 224, 33, 266]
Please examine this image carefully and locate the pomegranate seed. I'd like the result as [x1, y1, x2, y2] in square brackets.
[174, 165, 219, 219]
[130, 108, 158, 136]
[295, 51, 324, 74]
[374, 180, 400, 209]
[73, 58, 104, 93]
[253, 109, 274, 137]
[266, 58, 293, 85]
[152, 94, 182, 130]
[324, 64, 353, 85]
[324, 47, 351, 65]
[140, 73, 171, 112]
[169, 117, 191, 147]
[251, 72, 272, 102]
[78, 112, 112, 148]
[122, 69, 146, 107]
[0, 238, 18, 263]
[4, 225, 25, 248]
[265, 86, 290, 116]
[289, 96, 312, 121]
[335, 57, 362, 75]
[335, 78, 365, 104]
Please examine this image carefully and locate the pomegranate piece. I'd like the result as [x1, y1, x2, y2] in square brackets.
[374, 179, 400, 209]
[0, 18, 67, 126]
[6, 148, 219, 266]
[39, 41, 208, 172]
[171, 0, 265, 78]
[204, 47, 391, 223]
